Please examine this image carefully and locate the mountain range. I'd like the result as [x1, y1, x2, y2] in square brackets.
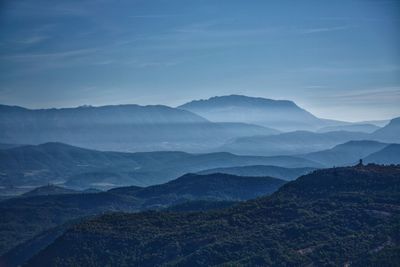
[1, 137, 399, 195]
[220, 130, 370, 156]
[364, 144, 400, 165]
[0, 103, 278, 153]
[1, 96, 398, 156]
[317, 123, 380, 133]
[0, 173, 286, 264]
[301, 140, 389, 167]
[197, 165, 316, 180]
[23, 164, 400, 266]
[0, 142, 320, 192]
[220, 117, 400, 156]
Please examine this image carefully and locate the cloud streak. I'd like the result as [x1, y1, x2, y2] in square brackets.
[297, 25, 354, 34]
[326, 88, 400, 105]
[2, 48, 99, 62]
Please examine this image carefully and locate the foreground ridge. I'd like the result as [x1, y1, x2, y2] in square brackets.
[27, 164, 400, 266]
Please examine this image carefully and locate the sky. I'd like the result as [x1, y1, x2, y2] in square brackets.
[0, 0, 399, 122]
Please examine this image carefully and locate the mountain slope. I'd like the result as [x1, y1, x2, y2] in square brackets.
[197, 165, 316, 180]
[22, 185, 79, 197]
[0, 104, 277, 152]
[0, 172, 286, 260]
[0, 142, 320, 191]
[178, 95, 342, 131]
[220, 130, 369, 156]
[0, 143, 21, 150]
[111, 173, 286, 207]
[317, 123, 380, 133]
[371, 117, 400, 143]
[364, 144, 400, 164]
[26, 164, 400, 266]
[0, 142, 142, 188]
[301, 140, 389, 167]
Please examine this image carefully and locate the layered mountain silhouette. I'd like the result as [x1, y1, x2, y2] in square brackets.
[364, 144, 400, 164]
[317, 123, 380, 133]
[0, 173, 285, 263]
[179, 95, 344, 131]
[220, 117, 399, 156]
[109, 173, 286, 207]
[220, 130, 370, 156]
[0, 104, 278, 152]
[197, 165, 316, 180]
[0, 142, 317, 191]
[24, 165, 400, 266]
[371, 117, 400, 143]
[301, 140, 389, 167]
[1, 100, 398, 156]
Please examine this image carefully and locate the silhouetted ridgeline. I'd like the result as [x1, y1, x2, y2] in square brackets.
[25, 165, 400, 266]
[197, 165, 316, 180]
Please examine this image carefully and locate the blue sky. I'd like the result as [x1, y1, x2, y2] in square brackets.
[0, 0, 399, 121]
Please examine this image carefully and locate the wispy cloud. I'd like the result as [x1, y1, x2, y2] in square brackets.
[326, 87, 400, 105]
[129, 15, 177, 19]
[6, 1, 88, 17]
[296, 65, 400, 74]
[2, 48, 99, 62]
[16, 35, 49, 45]
[297, 25, 354, 34]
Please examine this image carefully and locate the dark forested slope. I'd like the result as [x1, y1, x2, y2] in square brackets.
[0, 173, 285, 261]
[28, 164, 400, 267]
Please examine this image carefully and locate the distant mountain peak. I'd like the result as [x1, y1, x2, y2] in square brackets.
[178, 95, 324, 131]
[179, 95, 299, 109]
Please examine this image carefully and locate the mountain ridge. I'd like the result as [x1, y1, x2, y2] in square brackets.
[0, 142, 318, 192]
[0, 172, 286, 261]
[25, 164, 400, 266]
[0, 103, 279, 152]
[301, 140, 389, 167]
[178, 95, 344, 131]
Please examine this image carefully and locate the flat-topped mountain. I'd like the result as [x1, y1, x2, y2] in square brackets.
[0, 104, 277, 152]
[179, 95, 340, 131]
[26, 164, 400, 266]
